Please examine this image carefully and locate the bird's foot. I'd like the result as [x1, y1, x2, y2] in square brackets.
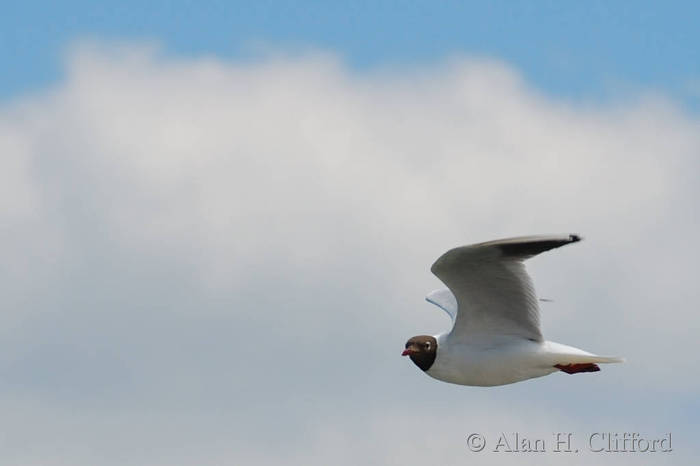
[554, 363, 600, 374]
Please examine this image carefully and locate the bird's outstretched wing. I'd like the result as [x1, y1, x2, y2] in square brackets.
[430, 234, 581, 342]
[425, 288, 458, 323]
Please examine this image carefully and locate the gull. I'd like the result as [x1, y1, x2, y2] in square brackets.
[402, 234, 623, 386]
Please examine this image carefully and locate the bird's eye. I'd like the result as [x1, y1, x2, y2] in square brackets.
[425, 342, 431, 350]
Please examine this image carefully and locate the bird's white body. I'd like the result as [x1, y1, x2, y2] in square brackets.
[404, 234, 623, 386]
[427, 334, 621, 386]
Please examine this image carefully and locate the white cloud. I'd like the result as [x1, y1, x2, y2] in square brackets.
[0, 43, 698, 465]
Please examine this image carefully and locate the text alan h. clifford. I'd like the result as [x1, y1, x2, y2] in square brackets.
[466, 432, 672, 453]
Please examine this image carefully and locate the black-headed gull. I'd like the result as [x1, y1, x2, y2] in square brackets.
[402, 234, 623, 386]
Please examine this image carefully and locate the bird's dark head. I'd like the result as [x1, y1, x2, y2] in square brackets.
[402, 335, 437, 371]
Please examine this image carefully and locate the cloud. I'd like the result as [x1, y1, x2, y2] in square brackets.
[0, 42, 698, 465]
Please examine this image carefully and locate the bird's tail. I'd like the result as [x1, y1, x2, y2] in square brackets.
[544, 341, 624, 375]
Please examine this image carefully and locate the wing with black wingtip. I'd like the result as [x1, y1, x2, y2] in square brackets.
[430, 234, 581, 342]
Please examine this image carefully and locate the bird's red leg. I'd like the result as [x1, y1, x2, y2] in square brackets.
[554, 363, 600, 374]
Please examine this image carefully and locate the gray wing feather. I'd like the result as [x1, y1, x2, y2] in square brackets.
[430, 234, 581, 342]
[425, 288, 459, 323]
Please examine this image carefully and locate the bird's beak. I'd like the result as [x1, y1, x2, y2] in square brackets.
[402, 348, 413, 356]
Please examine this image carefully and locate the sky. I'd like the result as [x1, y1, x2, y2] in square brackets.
[1, 2, 699, 465]
[3, 1, 700, 107]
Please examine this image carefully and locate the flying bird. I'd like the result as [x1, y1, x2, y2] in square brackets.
[402, 234, 623, 386]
